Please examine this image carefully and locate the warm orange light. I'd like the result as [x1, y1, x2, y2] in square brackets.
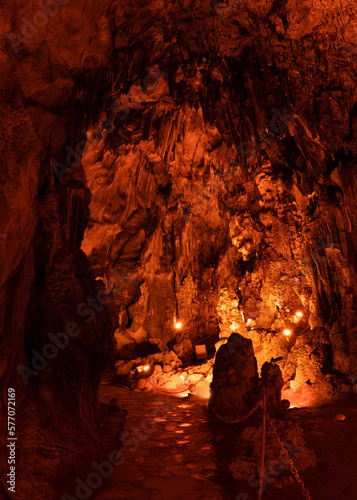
[137, 365, 150, 373]
[296, 311, 303, 317]
[283, 329, 292, 336]
[179, 375, 185, 380]
[246, 318, 252, 325]
[175, 321, 182, 329]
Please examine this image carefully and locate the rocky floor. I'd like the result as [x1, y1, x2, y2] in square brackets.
[94, 375, 357, 500]
[96, 378, 223, 500]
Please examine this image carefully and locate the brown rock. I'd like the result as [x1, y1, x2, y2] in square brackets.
[209, 333, 260, 420]
[261, 361, 284, 416]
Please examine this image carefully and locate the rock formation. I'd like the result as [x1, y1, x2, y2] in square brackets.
[1, 0, 357, 497]
[210, 333, 261, 420]
[261, 361, 285, 416]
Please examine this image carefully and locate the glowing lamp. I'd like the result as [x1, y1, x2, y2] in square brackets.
[175, 321, 182, 329]
[283, 329, 292, 337]
[296, 311, 303, 317]
[136, 364, 154, 378]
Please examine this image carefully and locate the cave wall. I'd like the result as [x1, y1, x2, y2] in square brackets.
[77, 0, 357, 401]
[0, 0, 118, 497]
[1, 0, 357, 496]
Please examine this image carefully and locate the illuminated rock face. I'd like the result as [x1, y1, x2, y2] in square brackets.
[72, 1, 357, 408]
[1, 0, 357, 496]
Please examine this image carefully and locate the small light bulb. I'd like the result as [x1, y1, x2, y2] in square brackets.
[296, 311, 303, 318]
[175, 321, 182, 329]
[283, 329, 292, 336]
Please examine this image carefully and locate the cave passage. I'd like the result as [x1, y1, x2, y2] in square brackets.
[88, 372, 357, 500]
[1, 0, 357, 499]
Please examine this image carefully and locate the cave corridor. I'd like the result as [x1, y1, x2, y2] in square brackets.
[1, 0, 357, 499]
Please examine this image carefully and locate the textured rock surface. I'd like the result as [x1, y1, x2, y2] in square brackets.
[210, 333, 260, 419]
[261, 361, 285, 416]
[0, 0, 120, 497]
[2, 0, 357, 496]
[229, 420, 317, 488]
[69, 0, 357, 406]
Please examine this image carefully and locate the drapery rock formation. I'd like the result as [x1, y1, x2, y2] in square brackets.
[79, 0, 357, 405]
[1, 0, 357, 497]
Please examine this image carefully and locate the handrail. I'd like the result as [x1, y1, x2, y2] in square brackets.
[192, 326, 220, 345]
[173, 317, 221, 347]
[179, 317, 220, 333]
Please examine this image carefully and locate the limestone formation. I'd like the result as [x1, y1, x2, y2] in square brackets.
[209, 333, 260, 420]
[2, 0, 357, 497]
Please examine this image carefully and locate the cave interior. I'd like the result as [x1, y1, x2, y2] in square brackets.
[1, 0, 357, 499]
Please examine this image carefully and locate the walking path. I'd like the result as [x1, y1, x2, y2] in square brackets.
[95, 379, 225, 500]
[95, 377, 357, 500]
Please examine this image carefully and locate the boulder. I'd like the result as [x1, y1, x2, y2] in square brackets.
[209, 333, 260, 420]
[114, 330, 137, 358]
[173, 338, 193, 364]
[130, 326, 148, 344]
[161, 351, 182, 369]
[261, 361, 284, 416]
[229, 420, 316, 484]
[136, 378, 147, 390]
[115, 360, 134, 376]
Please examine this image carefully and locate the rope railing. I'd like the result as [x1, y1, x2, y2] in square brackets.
[148, 369, 312, 500]
[192, 326, 221, 346]
[208, 398, 263, 424]
[208, 397, 313, 500]
[261, 402, 312, 500]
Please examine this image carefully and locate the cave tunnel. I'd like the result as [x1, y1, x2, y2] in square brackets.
[1, 0, 357, 499]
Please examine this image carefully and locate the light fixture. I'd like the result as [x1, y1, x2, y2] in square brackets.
[296, 311, 303, 317]
[283, 329, 292, 336]
[136, 364, 154, 378]
[175, 321, 182, 329]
